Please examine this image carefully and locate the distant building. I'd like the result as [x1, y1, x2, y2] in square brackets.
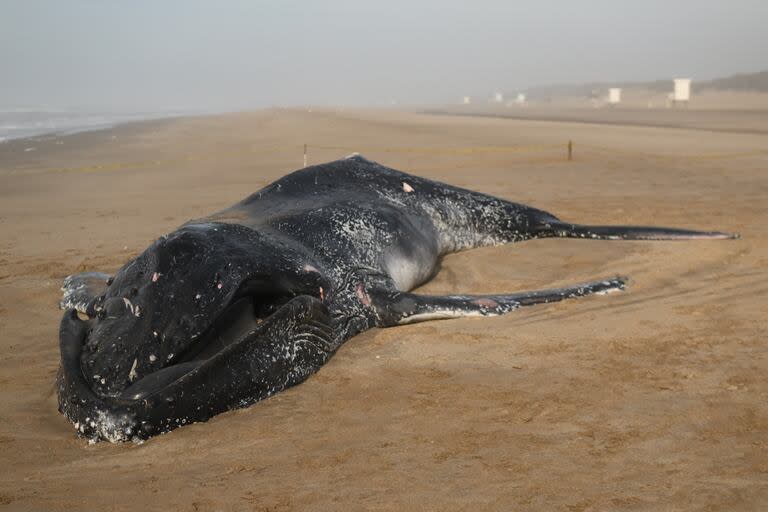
[493, 91, 504, 103]
[673, 78, 691, 106]
[608, 88, 622, 105]
[515, 93, 526, 105]
[462, 96, 471, 105]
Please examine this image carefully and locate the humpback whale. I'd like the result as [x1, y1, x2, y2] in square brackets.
[57, 155, 736, 442]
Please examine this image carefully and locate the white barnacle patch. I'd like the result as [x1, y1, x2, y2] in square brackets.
[402, 182, 414, 193]
[149, 354, 157, 362]
[594, 283, 624, 295]
[152, 272, 160, 283]
[128, 358, 138, 382]
[134, 305, 141, 317]
[195, 293, 202, 300]
[123, 298, 135, 315]
[303, 264, 319, 273]
[93, 409, 135, 443]
[60, 276, 91, 313]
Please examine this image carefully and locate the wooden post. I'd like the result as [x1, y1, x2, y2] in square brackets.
[303, 144, 307, 168]
[568, 140, 573, 161]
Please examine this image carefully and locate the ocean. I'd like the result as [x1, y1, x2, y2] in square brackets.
[0, 109, 195, 142]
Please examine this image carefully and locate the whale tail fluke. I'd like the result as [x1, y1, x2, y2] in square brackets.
[539, 221, 739, 241]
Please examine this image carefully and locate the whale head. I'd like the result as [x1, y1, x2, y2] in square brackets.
[58, 222, 329, 441]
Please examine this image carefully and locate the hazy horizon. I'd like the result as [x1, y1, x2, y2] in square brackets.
[2, 0, 767, 111]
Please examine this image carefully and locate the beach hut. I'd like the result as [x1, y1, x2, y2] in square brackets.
[608, 88, 622, 106]
[673, 78, 691, 107]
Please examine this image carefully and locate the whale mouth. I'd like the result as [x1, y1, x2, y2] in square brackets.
[59, 290, 332, 442]
[114, 285, 299, 401]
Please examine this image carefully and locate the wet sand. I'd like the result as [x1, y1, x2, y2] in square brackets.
[0, 108, 766, 511]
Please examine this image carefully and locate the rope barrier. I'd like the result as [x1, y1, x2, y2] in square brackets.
[305, 143, 564, 155]
[4, 140, 766, 176]
[578, 144, 768, 161]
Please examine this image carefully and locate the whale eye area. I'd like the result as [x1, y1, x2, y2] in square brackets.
[169, 283, 296, 364]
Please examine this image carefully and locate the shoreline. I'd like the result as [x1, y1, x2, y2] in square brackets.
[0, 110, 217, 145]
[5, 104, 767, 148]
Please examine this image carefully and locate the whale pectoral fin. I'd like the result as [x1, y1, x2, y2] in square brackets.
[60, 271, 111, 314]
[369, 277, 627, 327]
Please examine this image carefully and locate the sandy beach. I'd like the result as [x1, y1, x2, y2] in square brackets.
[0, 108, 766, 511]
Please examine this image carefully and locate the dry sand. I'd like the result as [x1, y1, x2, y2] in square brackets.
[0, 108, 766, 511]
[429, 104, 768, 134]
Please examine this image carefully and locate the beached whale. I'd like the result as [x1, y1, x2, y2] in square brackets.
[57, 155, 736, 442]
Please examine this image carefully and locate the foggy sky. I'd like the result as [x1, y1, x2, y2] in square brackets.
[2, 0, 766, 111]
